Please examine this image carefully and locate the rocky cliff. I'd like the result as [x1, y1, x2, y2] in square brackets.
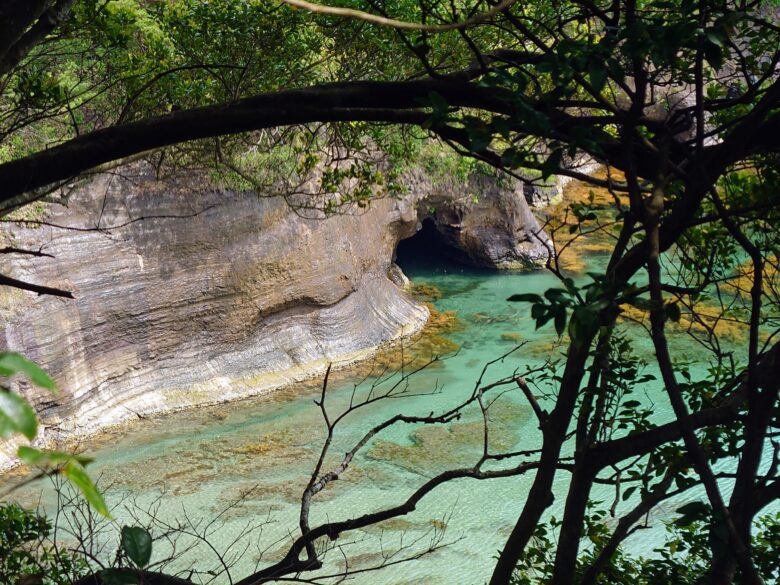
[0, 162, 552, 466]
[414, 172, 552, 269]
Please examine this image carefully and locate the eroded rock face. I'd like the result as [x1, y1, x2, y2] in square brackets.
[410, 172, 553, 269]
[0, 161, 553, 467]
[0, 166, 428, 462]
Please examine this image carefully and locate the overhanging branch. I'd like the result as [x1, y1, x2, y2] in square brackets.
[0, 273, 73, 298]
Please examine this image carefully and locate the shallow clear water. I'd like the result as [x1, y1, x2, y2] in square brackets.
[5, 244, 768, 584]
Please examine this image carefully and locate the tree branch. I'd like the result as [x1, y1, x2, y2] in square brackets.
[279, 0, 518, 31]
[0, 272, 73, 298]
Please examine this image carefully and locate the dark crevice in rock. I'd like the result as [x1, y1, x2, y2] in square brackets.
[399, 176, 553, 270]
[395, 217, 493, 275]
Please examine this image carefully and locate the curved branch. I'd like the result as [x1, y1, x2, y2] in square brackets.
[279, 0, 517, 31]
[73, 570, 195, 585]
[236, 459, 546, 585]
[0, 78, 507, 210]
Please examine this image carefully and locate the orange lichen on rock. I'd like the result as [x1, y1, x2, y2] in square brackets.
[618, 302, 748, 342]
[410, 282, 443, 301]
[538, 170, 627, 274]
[348, 304, 462, 376]
[723, 255, 779, 299]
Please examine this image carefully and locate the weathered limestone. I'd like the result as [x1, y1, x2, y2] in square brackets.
[0, 166, 428, 465]
[0, 161, 554, 468]
[410, 171, 556, 269]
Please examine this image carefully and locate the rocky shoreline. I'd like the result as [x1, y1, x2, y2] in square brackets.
[0, 306, 428, 474]
[0, 161, 564, 471]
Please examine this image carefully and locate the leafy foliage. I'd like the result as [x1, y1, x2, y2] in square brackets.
[0, 503, 88, 585]
[0, 352, 109, 517]
[511, 511, 780, 585]
[120, 525, 153, 569]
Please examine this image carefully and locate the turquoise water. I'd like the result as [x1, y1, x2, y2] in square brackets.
[5, 247, 766, 584]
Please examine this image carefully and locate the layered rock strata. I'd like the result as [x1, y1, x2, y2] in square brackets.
[0, 161, 554, 467]
[409, 171, 554, 269]
[0, 167, 428, 465]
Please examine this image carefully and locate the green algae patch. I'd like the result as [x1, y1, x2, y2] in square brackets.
[365, 401, 530, 476]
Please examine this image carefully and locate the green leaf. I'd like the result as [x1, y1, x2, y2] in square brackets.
[540, 149, 564, 180]
[17, 445, 93, 466]
[705, 30, 724, 47]
[0, 353, 57, 392]
[507, 293, 543, 303]
[121, 525, 153, 568]
[606, 58, 626, 85]
[0, 389, 38, 440]
[501, 147, 526, 168]
[544, 288, 567, 302]
[622, 486, 638, 501]
[676, 501, 708, 516]
[674, 501, 710, 526]
[464, 118, 493, 152]
[664, 302, 681, 323]
[62, 460, 111, 518]
[703, 39, 724, 69]
[531, 304, 547, 320]
[626, 296, 653, 311]
[17, 445, 51, 465]
[99, 568, 140, 585]
[554, 308, 567, 337]
[588, 62, 607, 92]
[426, 91, 449, 115]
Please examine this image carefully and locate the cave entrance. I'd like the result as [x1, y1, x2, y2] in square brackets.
[395, 218, 487, 277]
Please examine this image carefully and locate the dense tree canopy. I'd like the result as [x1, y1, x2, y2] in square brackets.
[0, 1, 779, 584]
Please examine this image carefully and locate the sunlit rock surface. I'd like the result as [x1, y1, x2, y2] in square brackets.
[0, 161, 553, 466]
[401, 156, 601, 269]
[411, 172, 553, 269]
[0, 166, 429, 463]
